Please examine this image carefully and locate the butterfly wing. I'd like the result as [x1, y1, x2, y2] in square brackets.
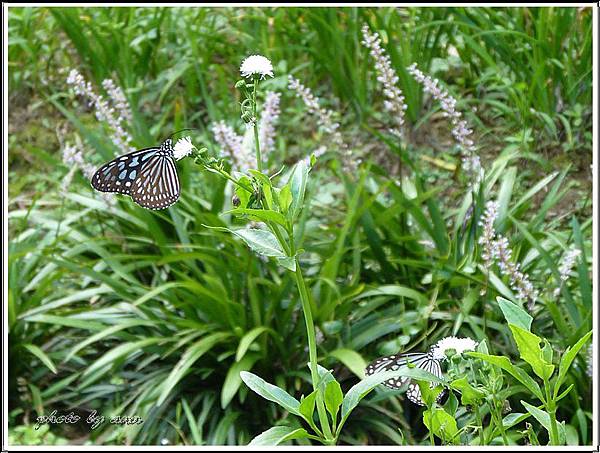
[129, 153, 180, 210]
[405, 356, 444, 406]
[366, 353, 430, 391]
[91, 147, 159, 194]
[366, 352, 443, 406]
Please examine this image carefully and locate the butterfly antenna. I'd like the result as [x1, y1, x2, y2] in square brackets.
[169, 128, 200, 141]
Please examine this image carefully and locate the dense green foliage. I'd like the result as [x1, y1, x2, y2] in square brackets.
[8, 6, 593, 446]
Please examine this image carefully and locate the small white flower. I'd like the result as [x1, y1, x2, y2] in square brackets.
[431, 336, 478, 360]
[240, 55, 274, 79]
[173, 136, 195, 160]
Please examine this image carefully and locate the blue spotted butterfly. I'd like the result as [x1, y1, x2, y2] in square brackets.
[91, 139, 180, 210]
[366, 351, 444, 406]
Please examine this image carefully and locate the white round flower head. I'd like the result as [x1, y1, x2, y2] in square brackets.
[240, 55, 274, 79]
[431, 336, 478, 360]
[173, 136, 195, 160]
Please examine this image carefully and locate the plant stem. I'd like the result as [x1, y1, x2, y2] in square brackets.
[548, 405, 560, 445]
[545, 383, 560, 445]
[473, 404, 485, 446]
[252, 78, 262, 172]
[293, 257, 334, 442]
[492, 400, 509, 445]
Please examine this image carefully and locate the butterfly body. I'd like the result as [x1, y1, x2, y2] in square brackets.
[366, 351, 444, 406]
[91, 139, 180, 210]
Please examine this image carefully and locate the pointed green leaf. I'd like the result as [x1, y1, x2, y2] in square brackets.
[240, 371, 301, 415]
[328, 349, 367, 379]
[23, 344, 57, 374]
[554, 330, 592, 397]
[468, 352, 544, 401]
[324, 380, 343, 422]
[497, 297, 532, 331]
[221, 354, 260, 408]
[298, 390, 318, 423]
[509, 324, 555, 381]
[248, 426, 309, 446]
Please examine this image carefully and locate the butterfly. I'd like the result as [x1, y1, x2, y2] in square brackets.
[365, 351, 444, 406]
[90, 139, 180, 210]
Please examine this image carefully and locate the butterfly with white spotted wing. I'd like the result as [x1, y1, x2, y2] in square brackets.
[365, 351, 444, 406]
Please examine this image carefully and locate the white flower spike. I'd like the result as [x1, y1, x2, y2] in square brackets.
[173, 136, 195, 160]
[431, 336, 478, 360]
[240, 55, 274, 79]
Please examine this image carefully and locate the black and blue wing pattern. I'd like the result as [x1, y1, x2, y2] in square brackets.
[366, 352, 444, 406]
[90, 139, 180, 210]
[130, 151, 180, 210]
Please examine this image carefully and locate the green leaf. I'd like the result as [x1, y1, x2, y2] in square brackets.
[324, 380, 343, 423]
[224, 208, 288, 228]
[279, 183, 292, 214]
[328, 348, 367, 379]
[287, 160, 309, 222]
[521, 401, 566, 445]
[468, 352, 544, 402]
[509, 324, 555, 382]
[232, 228, 286, 258]
[298, 390, 318, 423]
[354, 285, 428, 305]
[449, 377, 484, 406]
[235, 175, 252, 207]
[248, 426, 309, 446]
[83, 338, 164, 386]
[221, 354, 260, 409]
[157, 333, 230, 405]
[502, 412, 530, 429]
[338, 367, 445, 434]
[417, 379, 445, 408]
[276, 255, 296, 272]
[23, 344, 57, 374]
[497, 297, 532, 331]
[423, 406, 459, 444]
[554, 330, 592, 398]
[240, 371, 301, 415]
[236, 326, 271, 361]
[182, 398, 202, 445]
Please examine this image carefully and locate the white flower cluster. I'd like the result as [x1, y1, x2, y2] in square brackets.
[66, 69, 135, 153]
[288, 75, 357, 171]
[240, 55, 274, 79]
[173, 136, 195, 161]
[61, 142, 96, 191]
[431, 336, 478, 360]
[406, 63, 482, 187]
[59, 139, 115, 206]
[101, 78, 133, 123]
[478, 201, 539, 306]
[361, 25, 407, 137]
[288, 76, 342, 143]
[553, 248, 582, 297]
[259, 91, 281, 155]
[479, 201, 499, 269]
[210, 120, 246, 169]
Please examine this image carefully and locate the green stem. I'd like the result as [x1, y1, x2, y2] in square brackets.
[473, 404, 485, 446]
[252, 78, 262, 172]
[293, 257, 334, 443]
[545, 383, 560, 445]
[493, 400, 509, 445]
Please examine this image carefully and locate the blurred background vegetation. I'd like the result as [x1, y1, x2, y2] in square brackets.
[8, 6, 593, 446]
